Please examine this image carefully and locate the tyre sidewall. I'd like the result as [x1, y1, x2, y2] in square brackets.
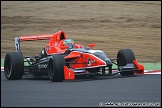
[4, 52, 24, 80]
[117, 49, 135, 76]
[48, 55, 65, 82]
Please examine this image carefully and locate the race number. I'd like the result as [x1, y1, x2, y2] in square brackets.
[15, 37, 20, 52]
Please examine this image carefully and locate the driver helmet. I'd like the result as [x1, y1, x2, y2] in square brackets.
[63, 38, 75, 49]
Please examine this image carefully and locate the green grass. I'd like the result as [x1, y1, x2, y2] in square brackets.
[1, 58, 4, 67]
[140, 63, 161, 70]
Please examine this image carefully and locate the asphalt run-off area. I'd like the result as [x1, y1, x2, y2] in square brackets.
[1, 58, 161, 107]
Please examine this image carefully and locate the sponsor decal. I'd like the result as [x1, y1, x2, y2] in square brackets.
[88, 58, 91, 66]
[38, 64, 48, 69]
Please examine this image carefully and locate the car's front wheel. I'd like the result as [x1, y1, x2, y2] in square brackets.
[117, 49, 135, 76]
[48, 55, 65, 82]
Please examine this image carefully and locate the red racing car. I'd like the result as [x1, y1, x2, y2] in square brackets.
[4, 30, 144, 82]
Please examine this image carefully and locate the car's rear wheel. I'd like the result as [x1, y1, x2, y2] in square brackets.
[48, 55, 65, 82]
[117, 49, 135, 76]
[4, 52, 24, 80]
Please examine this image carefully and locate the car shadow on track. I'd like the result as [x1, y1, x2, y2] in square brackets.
[21, 74, 144, 82]
[67, 74, 144, 82]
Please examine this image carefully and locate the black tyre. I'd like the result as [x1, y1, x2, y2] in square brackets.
[48, 55, 65, 82]
[4, 52, 24, 80]
[117, 49, 135, 76]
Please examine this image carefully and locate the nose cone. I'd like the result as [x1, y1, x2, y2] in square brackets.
[93, 51, 112, 66]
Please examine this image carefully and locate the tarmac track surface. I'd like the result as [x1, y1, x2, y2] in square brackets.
[1, 72, 161, 107]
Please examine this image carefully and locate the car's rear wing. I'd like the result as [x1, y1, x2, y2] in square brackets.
[15, 30, 66, 52]
[15, 34, 54, 52]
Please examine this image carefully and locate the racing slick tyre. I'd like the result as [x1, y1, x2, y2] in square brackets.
[4, 52, 24, 80]
[117, 49, 135, 76]
[48, 55, 65, 82]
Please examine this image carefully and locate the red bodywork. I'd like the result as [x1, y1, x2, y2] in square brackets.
[133, 60, 144, 74]
[19, 30, 84, 54]
[16, 30, 144, 80]
[17, 30, 104, 80]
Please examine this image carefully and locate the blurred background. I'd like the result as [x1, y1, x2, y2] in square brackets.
[1, 1, 161, 62]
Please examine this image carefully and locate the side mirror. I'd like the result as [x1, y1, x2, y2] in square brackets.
[88, 43, 96, 49]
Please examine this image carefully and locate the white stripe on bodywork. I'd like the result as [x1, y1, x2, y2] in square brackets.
[67, 51, 107, 69]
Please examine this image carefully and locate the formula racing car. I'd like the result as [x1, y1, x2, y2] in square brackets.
[4, 30, 144, 82]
